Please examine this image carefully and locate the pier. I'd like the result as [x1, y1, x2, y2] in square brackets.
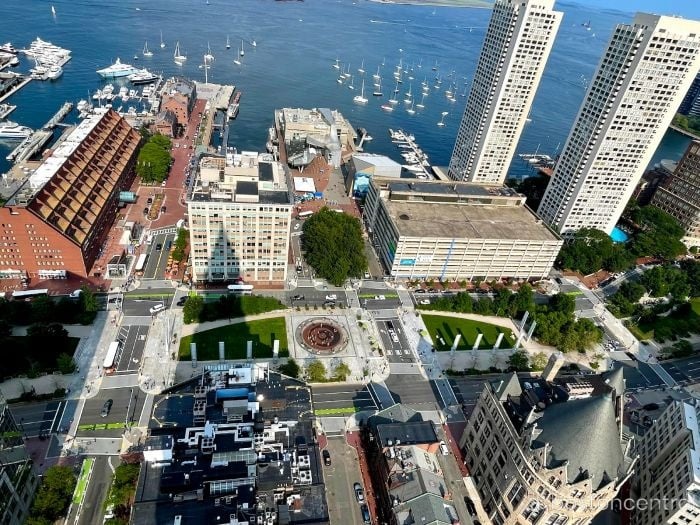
[388, 128, 432, 178]
[0, 73, 31, 104]
[6, 102, 74, 162]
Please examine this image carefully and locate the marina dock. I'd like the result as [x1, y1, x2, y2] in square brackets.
[6, 102, 74, 162]
[0, 73, 31, 104]
[388, 128, 432, 178]
[44, 102, 73, 130]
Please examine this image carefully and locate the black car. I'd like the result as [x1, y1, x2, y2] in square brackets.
[414, 289, 426, 294]
[176, 296, 188, 307]
[155, 243, 162, 251]
[101, 399, 113, 418]
[292, 295, 305, 301]
[143, 207, 149, 215]
[165, 240, 172, 251]
[360, 504, 370, 524]
[147, 197, 153, 204]
[322, 450, 331, 466]
[161, 206, 166, 213]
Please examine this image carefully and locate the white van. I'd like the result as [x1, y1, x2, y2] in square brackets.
[149, 304, 165, 315]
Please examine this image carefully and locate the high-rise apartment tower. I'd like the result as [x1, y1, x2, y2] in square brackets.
[538, 14, 700, 237]
[448, 0, 562, 184]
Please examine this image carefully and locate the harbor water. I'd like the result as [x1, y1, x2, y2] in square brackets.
[0, 0, 692, 178]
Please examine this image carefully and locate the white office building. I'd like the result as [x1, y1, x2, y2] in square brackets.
[538, 13, 700, 237]
[448, 0, 562, 185]
[634, 401, 700, 525]
[187, 152, 292, 285]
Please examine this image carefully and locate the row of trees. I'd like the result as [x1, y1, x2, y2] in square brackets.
[422, 285, 602, 353]
[104, 463, 141, 525]
[171, 228, 188, 262]
[1, 322, 77, 379]
[301, 208, 367, 286]
[0, 286, 98, 326]
[136, 133, 172, 183]
[556, 206, 688, 275]
[672, 113, 700, 136]
[26, 466, 76, 525]
[278, 358, 352, 382]
[182, 294, 285, 324]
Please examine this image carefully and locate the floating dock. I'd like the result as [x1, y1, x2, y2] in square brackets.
[0, 73, 31, 104]
[6, 102, 73, 162]
[43, 102, 73, 130]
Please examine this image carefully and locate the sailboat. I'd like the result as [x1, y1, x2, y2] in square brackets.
[380, 103, 394, 112]
[143, 41, 153, 57]
[174, 41, 187, 63]
[233, 46, 241, 65]
[348, 75, 355, 90]
[240, 40, 245, 56]
[358, 59, 365, 74]
[332, 58, 340, 70]
[437, 111, 448, 127]
[404, 84, 413, 104]
[373, 78, 383, 97]
[353, 79, 368, 105]
[51, 5, 56, 16]
[160, 31, 166, 49]
[406, 101, 416, 115]
[226, 36, 231, 50]
[432, 59, 438, 71]
[416, 93, 426, 109]
[388, 81, 399, 105]
[204, 42, 214, 62]
[373, 65, 381, 81]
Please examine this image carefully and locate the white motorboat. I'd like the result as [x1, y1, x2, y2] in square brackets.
[0, 121, 32, 139]
[353, 79, 368, 105]
[160, 31, 166, 48]
[128, 69, 158, 85]
[142, 41, 153, 57]
[251, 39, 257, 47]
[47, 65, 62, 80]
[97, 58, 140, 78]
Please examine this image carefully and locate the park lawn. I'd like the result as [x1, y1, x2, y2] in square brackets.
[179, 317, 288, 360]
[421, 314, 512, 351]
[632, 298, 700, 342]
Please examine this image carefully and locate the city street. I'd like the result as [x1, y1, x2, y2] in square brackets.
[312, 384, 378, 413]
[11, 400, 67, 438]
[375, 317, 415, 363]
[661, 355, 700, 384]
[142, 233, 176, 280]
[322, 437, 364, 525]
[114, 325, 149, 373]
[384, 374, 440, 409]
[76, 388, 146, 438]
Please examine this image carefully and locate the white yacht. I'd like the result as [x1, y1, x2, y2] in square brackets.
[47, 65, 63, 80]
[353, 79, 368, 105]
[128, 69, 158, 85]
[204, 42, 214, 62]
[97, 58, 140, 78]
[173, 42, 187, 63]
[0, 121, 32, 139]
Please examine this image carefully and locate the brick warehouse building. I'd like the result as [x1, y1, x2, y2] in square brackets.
[0, 109, 141, 281]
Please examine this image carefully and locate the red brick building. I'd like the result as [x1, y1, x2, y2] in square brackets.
[160, 77, 196, 129]
[0, 109, 141, 281]
[153, 110, 177, 138]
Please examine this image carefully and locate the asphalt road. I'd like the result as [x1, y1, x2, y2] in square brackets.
[323, 437, 363, 525]
[384, 374, 439, 409]
[312, 384, 377, 412]
[115, 325, 149, 373]
[76, 455, 114, 525]
[142, 233, 176, 280]
[375, 318, 414, 363]
[661, 355, 700, 385]
[611, 360, 665, 390]
[77, 387, 147, 437]
[122, 297, 172, 317]
[9, 400, 66, 437]
[288, 286, 348, 307]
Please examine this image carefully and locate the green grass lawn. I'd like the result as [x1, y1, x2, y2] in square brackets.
[629, 297, 700, 342]
[179, 317, 289, 360]
[72, 458, 94, 505]
[421, 314, 513, 351]
[692, 298, 700, 315]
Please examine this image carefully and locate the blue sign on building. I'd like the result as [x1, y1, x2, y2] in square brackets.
[399, 259, 416, 266]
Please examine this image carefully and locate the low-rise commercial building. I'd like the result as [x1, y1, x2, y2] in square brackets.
[160, 77, 197, 128]
[187, 152, 292, 285]
[345, 153, 402, 197]
[652, 140, 700, 248]
[459, 368, 635, 525]
[132, 366, 328, 525]
[363, 178, 563, 282]
[0, 394, 38, 525]
[0, 109, 140, 280]
[633, 401, 700, 525]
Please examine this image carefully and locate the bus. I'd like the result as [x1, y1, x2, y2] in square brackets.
[227, 284, 254, 295]
[103, 341, 120, 369]
[297, 210, 313, 219]
[11, 289, 49, 300]
[134, 253, 148, 274]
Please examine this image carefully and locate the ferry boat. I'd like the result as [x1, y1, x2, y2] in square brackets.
[0, 121, 32, 139]
[97, 58, 140, 78]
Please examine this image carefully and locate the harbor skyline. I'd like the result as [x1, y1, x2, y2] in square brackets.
[0, 0, 696, 179]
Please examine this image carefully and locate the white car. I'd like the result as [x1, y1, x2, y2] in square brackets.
[325, 294, 337, 301]
[374, 295, 386, 301]
[294, 223, 301, 230]
[149, 304, 165, 315]
[419, 299, 430, 305]
[439, 441, 450, 456]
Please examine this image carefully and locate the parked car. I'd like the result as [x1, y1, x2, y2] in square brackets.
[101, 399, 113, 418]
[155, 243, 163, 251]
[439, 440, 450, 456]
[147, 197, 153, 204]
[323, 300, 336, 308]
[176, 296, 188, 307]
[325, 294, 337, 301]
[419, 299, 430, 305]
[415, 289, 426, 294]
[161, 206, 167, 213]
[292, 295, 305, 301]
[322, 450, 331, 466]
[353, 483, 365, 503]
[361, 504, 371, 523]
[149, 304, 165, 315]
[364, 272, 371, 279]
[143, 207, 149, 215]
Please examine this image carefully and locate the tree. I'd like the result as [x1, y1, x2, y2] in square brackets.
[172, 228, 188, 262]
[531, 352, 549, 371]
[301, 208, 367, 286]
[628, 206, 686, 259]
[332, 361, 352, 381]
[79, 285, 99, 313]
[136, 134, 172, 183]
[182, 296, 204, 324]
[306, 360, 327, 382]
[509, 284, 535, 317]
[508, 351, 530, 372]
[30, 465, 76, 521]
[0, 319, 11, 338]
[56, 353, 76, 374]
[507, 174, 551, 211]
[279, 358, 300, 379]
[31, 296, 55, 324]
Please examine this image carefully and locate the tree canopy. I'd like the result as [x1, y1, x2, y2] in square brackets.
[556, 228, 634, 275]
[627, 205, 687, 259]
[136, 133, 172, 183]
[301, 208, 367, 286]
[28, 466, 76, 522]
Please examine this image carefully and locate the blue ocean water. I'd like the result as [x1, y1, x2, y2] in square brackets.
[0, 0, 691, 177]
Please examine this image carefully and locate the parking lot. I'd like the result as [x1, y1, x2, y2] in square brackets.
[375, 317, 414, 363]
[114, 325, 149, 373]
[323, 436, 364, 525]
[76, 388, 147, 437]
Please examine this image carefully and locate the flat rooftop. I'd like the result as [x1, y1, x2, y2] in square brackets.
[384, 199, 559, 241]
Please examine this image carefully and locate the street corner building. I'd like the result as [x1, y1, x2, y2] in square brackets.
[459, 365, 636, 525]
[362, 177, 563, 282]
[187, 151, 293, 286]
[0, 109, 140, 280]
